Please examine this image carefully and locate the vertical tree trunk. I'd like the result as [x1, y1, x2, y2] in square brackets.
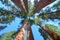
[13, 0, 26, 13]
[27, 23, 34, 40]
[33, 0, 55, 13]
[38, 24, 60, 40]
[23, 0, 28, 12]
[14, 22, 27, 40]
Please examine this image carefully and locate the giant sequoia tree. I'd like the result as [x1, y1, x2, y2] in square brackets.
[0, 0, 60, 40]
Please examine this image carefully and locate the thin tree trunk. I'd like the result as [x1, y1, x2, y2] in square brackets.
[38, 24, 60, 40]
[27, 23, 34, 40]
[14, 22, 27, 40]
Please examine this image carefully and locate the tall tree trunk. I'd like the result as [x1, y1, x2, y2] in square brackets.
[38, 24, 60, 40]
[27, 23, 34, 40]
[14, 22, 27, 40]
[13, 0, 27, 13]
[33, 0, 55, 13]
[23, 0, 28, 13]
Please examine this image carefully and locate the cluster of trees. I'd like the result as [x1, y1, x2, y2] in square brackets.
[0, 0, 60, 40]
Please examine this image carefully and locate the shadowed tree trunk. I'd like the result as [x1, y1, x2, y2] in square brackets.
[38, 24, 60, 40]
[27, 23, 34, 40]
[23, 0, 28, 13]
[42, 26, 60, 40]
[14, 22, 27, 40]
[33, 0, 55, 13]
[12, 0, 58, 40]
[13, 0, 26, 13]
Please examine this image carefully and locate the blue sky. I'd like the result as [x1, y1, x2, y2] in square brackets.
[0, 18, 60, 40]
[0, 0, 60, 40]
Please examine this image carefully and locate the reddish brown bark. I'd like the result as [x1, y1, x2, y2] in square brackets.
[41, 26, 60, 40]
[27, 23, 34, 40]
[14, 22, 27, 40]
[33, 0, 55, 13]
[13, 0, 25, 12]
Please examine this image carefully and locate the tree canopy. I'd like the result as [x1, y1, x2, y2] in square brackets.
[0, 0, 60, 40]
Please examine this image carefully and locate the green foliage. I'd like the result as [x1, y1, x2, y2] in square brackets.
[33, 17, 43, 24]
[39, 28, 53, 40]
[28, 5, 35, 16]
[4, 0, 8, 5]
[58, 22, 60, 25]
[52, 1, 60, 9]
[0, 23, 6, 27]
[34, 18, 39, 24]
[0, 31, 16, 40]
[0, 16, 15, 23]
[0, 23, 7, 30]
[0, 8, 21, 23]
[0, 0, 60, 40]
[7, 16, 15, 23]
[45, 24, 60, 36]
[39, 10, 60, 20]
